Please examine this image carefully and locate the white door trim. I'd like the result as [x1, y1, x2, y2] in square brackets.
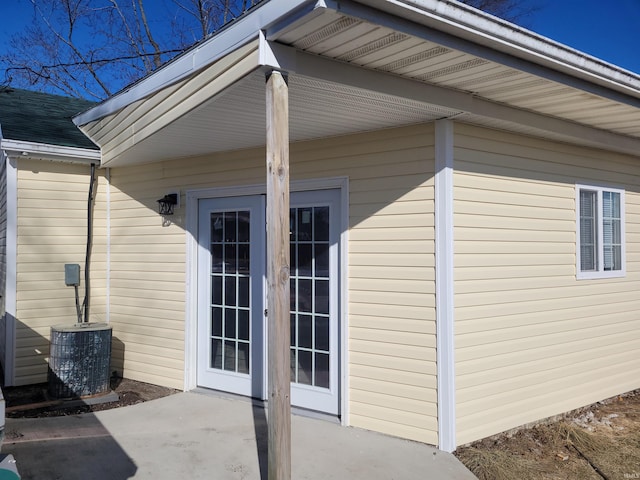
[185, 176, 348, 417]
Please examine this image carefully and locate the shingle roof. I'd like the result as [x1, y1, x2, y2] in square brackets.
[0, 87, 98, 150]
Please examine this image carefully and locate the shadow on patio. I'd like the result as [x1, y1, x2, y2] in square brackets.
[2, 390, 474, 479]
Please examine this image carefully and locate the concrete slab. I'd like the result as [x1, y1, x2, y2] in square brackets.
[2, 391, 476, 479]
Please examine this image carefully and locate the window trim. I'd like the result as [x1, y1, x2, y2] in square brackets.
[576, 184, 626, 280]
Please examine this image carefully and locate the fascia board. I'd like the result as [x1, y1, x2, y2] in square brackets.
[1, 139, 101, 164]
[73, 0, 317, 127]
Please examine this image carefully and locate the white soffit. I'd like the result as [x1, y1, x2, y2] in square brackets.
[102, 69, 459, 167]
[272, 7, 640, 139]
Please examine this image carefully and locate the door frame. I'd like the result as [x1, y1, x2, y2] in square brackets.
[185, 177, 349, 422]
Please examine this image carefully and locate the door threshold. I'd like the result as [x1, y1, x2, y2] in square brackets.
[190, 387, 340, 423]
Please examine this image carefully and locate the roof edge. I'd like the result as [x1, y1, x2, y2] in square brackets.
[1, 139, 101, 164]
[73, 0, 317, 126]
[357, 0, 640, 97]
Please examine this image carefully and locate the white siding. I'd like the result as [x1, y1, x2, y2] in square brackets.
[453, 123, 640, 446]
[108, 124, 438, 443]
[0, 152, 7, 366]
[15, 160, 107, 385]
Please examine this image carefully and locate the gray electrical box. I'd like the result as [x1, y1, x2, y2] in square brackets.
[65, 264, 80, 286]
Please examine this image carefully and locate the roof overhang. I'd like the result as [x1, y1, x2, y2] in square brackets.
[1, 138, 100, 164]
[74, 0, 640, 168]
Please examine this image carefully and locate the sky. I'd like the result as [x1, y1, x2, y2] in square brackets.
[513, 0, 640, 74]
[0, 0, 639, 83]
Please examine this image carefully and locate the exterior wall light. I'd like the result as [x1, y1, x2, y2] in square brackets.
[157, 193, 178, 215]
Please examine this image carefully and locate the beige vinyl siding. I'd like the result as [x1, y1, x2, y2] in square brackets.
[109, 149, 263, 389]
[454, 123, 640, 446]
[108, 124, 437, 443]
[15, 160, 107, 385]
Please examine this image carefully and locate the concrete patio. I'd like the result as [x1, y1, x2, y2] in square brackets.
[2, 391, 476, 479]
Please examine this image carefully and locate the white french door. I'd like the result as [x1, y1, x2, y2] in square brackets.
[288, 189, 340, 414]
[197, 195, 265, 397]
[197, 189, 340, 415]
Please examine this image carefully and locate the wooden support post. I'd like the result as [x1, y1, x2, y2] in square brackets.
[266, 69, 291, 480]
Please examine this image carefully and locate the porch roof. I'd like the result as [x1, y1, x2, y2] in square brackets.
[74, 0, 640, 168]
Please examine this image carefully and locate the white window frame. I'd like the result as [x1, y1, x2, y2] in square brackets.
[576, 184, 626, 280]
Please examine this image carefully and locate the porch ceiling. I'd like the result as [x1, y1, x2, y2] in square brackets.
[270, 6, 640, 138]
[79, 1, 640, 167]
[103, 69, 459, 166]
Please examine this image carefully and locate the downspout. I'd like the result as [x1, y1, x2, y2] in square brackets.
[81, 163, 96, 323]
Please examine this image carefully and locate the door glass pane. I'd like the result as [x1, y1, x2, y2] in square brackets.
[298, 315, 312, 349]
[224, 340, 236, 371]
[238, 342, 250, 374]
[315, 280, 329, 315]
[290, 204, 332, 389]
[211, 214, 224, 242]
[225, 244, 237, 272]
[224, 212, 236, 242]
[315, 353, 329, 389]
[212, 307, 222, 336]
[315, 317, 329, 351]
[237, 244, 250, 274]
[290, 348, 297, 382]
[290, 279, 296, 311]
[211, 339, 222, 369]
[237, 211, 250, 242]
[238, 277, 249, 308]
[212, 276, 222, 304]
[315, 244, 329, 277]
[297, 350, 313, 386]
[211, 244, 223, 272]
[225, 309, 236, 339]
[297, 208, 313, 241]
[238, 310, 249, 341]
[298, 244, 313, 277]
[225, 277, 236, 306]
[290, 314, 296, 346]
[314, 207, 330, 241]
[209, 210, 251, 374]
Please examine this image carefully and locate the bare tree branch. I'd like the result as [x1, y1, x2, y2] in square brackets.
[108, 0, 153, 72]
[137, 0, 163, 68]
[28, 0, 113, 97]
[1, 0, 265, 99]
[0, 0, 534, 100]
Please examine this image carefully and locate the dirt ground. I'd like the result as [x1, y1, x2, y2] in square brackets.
[2, 377, 179, 418]
[455, 389, 640, 480]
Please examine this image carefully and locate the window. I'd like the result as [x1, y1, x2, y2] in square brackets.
[576, 185, 625, 279]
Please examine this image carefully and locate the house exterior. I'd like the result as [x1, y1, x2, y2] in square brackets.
[3, 0, 640, 452]
[0, 88, 104, 386]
